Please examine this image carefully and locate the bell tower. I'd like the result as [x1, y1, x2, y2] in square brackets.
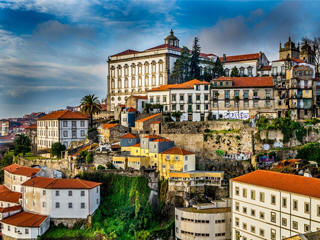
[279, 37, 300, 59]
[164, 29, 179, 47]
[300, 40, 315, 64]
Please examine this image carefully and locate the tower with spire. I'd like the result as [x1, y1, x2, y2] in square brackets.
[279, 36, 300, 59]
[164, 29, 179, 47]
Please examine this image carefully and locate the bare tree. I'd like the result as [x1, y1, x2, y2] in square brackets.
[302, 36, 320, 76]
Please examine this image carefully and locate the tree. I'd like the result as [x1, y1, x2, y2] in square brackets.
[171, 111, 182, 122]
[230, 66, 240, 77]
[51, 142, 66, 158]
[86, 152, 94, 164]
[170, 46, 191, 83]
[213, 58, 225, 78]
[189, 37, 201, 79]
[13, 134, 31, 156]
[234, 95, 240, 117]
[296, 142, 320, 163]
[302, 36, 320, 77]
[80, 94, 101, 128]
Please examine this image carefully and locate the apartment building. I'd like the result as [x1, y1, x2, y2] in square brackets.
[37, 110, 89, 149]
[147, 79, 210, 121]
[230, 170, 320, 240]
[211, 77, 275, 120]
[175, 199, 231, 240]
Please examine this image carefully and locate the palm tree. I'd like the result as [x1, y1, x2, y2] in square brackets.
[80, 94, 101, 128]
[234, 95, 240, 118]
[215, 92, 220, 119]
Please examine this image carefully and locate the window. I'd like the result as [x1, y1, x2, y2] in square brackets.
[56, 202, 60, 208]
[244, 100, 249, 107]
[282, 217, 287, 226]
[196, 95, 200, 101]
[72, 121, 76, 128]
[172, 94, 176, 101]
[56, 190, 60, 196]
[43, 190, 46, 196]
[180, 104, 184, 111]
[156, 96, 160, 103]
[293, 200, 298, 211]
[196, 105, 200, 110]
[259, 229, 265, 237]
[172, 104, 176, 111]
[243, 90, 249, 99]
[235, 202, 239, 211]
[63, 131, 68, 137]
[242, 207, 247, 214]
[242, 188, 247, 198]
[251, 190, 255, 200]
[266, 100, 271, 107]
[292, 221, 298, 230]
[271, 229, 276, 240]
[225, 90, 230, 99]
[305, 224, 310, 232]
[150, 97, 154, 103]
[81, 202, 85, 209]
[42, 202, 46, 208]
[271, 212, 276, 223]
[304, 202, 310, 214]
[204, 94, 209, 101]
[251, 209, 255, 217]
[180, 95, 184, 101]
[248, 67, 253, 76]
[68, 191, 72, 196]
[25, 228, 29, 234]
[81, 130, 85, 137]
[8, 225, 10, 231]
[271, 195, 276, 205]
[204, 85, 208, 90]
[68, 202, 73, 209]
[235, 187, 239, 196]
[282, 197, 287, 208]
[253, 100, 258, 108]
[259, 192, 265, 202]
[317, 205, 320, 216]
[63, 121, 67, 127]
[259, 211, 265, 220]
[242, 223, 247, 230]
[251, 225, 255, 233]
[163, 96, 166, 103]
[235, 217, 239, 227]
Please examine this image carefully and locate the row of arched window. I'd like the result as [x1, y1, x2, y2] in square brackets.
[225, 66, 254, 77]
[110, 74, 164, 89]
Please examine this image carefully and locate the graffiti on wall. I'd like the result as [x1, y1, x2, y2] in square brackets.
[212, 111, 250, 120]
[223, 152, 251, 161]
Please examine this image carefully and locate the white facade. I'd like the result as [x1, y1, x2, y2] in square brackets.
[175, 200, 231, 240]
[37, 119, 89, 149]
[23, 186, 100, 219]
[231, 174, 320, 240]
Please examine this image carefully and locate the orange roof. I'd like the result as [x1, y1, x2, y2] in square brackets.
[220, 53, 260, 63]
[148, 79, 209, 92]
[0, 185, 10, 193]
[126, 107, 137, 112]
[26, 124, 37, 130]
[101, 123, 118, 129]
[161, 147, 194, 155]
[3, 164, 40, 177]
[272, 57, 305, 63]
[214, 76, 273, 87]
[38, 110, 89, 120]
[143, 135, 162, 139]
[153, 138, 171, 142]
[131, 143, 141, 147]
[121, 133, 138, 139]
[150, 121, 161, 124]
[132, 95, 148, 100]
[111, 49, 140, 57]
[0, 205, 22, 213]
[22, 177, 101, 189]
[0, 188, 22, 204]
[1, 212, 48, 227]
[233, 170, 320, 199]
[135, 113, 161, 123]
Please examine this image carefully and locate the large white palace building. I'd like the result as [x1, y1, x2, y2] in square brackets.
[107, 30, 217, 111]
[231, 170, 320, 240]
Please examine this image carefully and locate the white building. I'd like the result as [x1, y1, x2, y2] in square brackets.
[37, 110, 89, 149]
[175, 199, 231, 240]
[230, 170, 320, 240]
[107, 30, 217, 111]
[21, 177, 101, 219]
[220, 52, 269, 77]
[147, 79, 211, 121]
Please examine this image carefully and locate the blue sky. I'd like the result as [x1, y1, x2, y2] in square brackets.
[1, 0, 320, 118]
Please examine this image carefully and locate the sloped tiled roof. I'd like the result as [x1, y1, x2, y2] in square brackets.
[220, 53, 260, 63]
[161, 147, 194, 155]
[0, 205, 22, 213]
[148, 79, 209, 92]
[22, 177, 101, 189]
[131, 143, 141, 147]
[0, 186, 22, 204]
[121, 133, 139, 139]
[111, 49, 140, 57]
[3, 164, 40, 177]
[38, 110, 89, 120]
[214, 76, 273, 87]
[101, 123, 118, 129]
[153, 138, 171, 142]
[26, 124, 37, 130]
[150, 121, 161, 124]
[135, 113, 161, 123]
[132, 95, 148, 100]
[272, 58, 305, 63]
[233, 170, 320, 199]
[1, 212, 48, 227]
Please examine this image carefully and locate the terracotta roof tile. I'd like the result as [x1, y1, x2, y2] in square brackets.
[101, 123, 118, 129]
[126, 107, 137, 112]
[152, 138, 171, 142]
[272, 58, 305, 63]
[0, 187, 21, 204]
[1, 212, 48, 227]
[121, 133, 139, 139]
[22, 177, 101, 189]
[131, 143, 141, 147]
[219, 53, 260, 63]
[26, 124, 37, 130]
[136, 113, 161, 123]
[38, 110, 89, 120]
[143, 135, 162, 139]
[148, 79, 209, 92]
[132, 95, 148, 100]
[233, 170, 320, 199]
[213, 76, 273, 87]
[150, 121, 161, 124]
[0, 205, 22, 213]
[111, 49, 140, 57]
[161, 147, 194, 155]
[3, 164, 40, 177]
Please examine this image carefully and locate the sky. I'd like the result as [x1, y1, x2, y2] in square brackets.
[1, 0, 320, 118]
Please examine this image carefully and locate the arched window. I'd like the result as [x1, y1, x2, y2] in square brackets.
[144, 62, 149, 74]
[138, 63, 142, 75]
[239, 67, 245, 76]
[225, 68, 230, 76]
[132, 77, 136, 87]
[111, 79, 115, 89]
[131, 64, 136, 76]
[124, 65, 129, 76]
[158, 60, 164, 72]
[118, 79, 122, 89]
[152, 75, 156, 86]
[138, 77, 142, 87]
[124, 78, 128, 88]
[111, 66, 115, 77]
[117, 65, 122, 77]
[151, 61, 156, 73]
[145, 76, 149, 87]
[159, 75, 163, 85]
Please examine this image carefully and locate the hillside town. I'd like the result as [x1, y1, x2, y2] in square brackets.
[2, 10, 320, 240]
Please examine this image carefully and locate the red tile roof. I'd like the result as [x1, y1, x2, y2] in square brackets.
[135, 113, 161, 123]
[131, 143, 141, 147]
[38, 110, 89, 120]
[233, 170, 320, 199]
[0, 205, 22, 213]
[121, 133, 139, 139]
[152, 138, 171, 142]
[272, 58, 305, 63]
[220, 53, 260, 63]
[150, 121, 161, 124]
[101, 123, 118, 129]
[111, 49, 140, 57]
[143, 135, 162, 139]
[22, 177, 101, 189]
[1, 212, 48, 227]
[3, 164, 40, 177]
[126, 107, 137, 112]
[0, 189, 22, 204]
[132, 95, 148, 100]
[161, 147, 194, 155]
[148, 79, 209, 92]
[26, 124, 37, 130]
[214, 76, 273, 87]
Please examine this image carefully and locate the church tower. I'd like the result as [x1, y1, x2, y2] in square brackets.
[164, 29, 180, 47]
[279, 37, 300, 59]
[300, 40, 315, 64]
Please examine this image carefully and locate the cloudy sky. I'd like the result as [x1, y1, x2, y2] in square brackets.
[1, 0, 320, 118]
